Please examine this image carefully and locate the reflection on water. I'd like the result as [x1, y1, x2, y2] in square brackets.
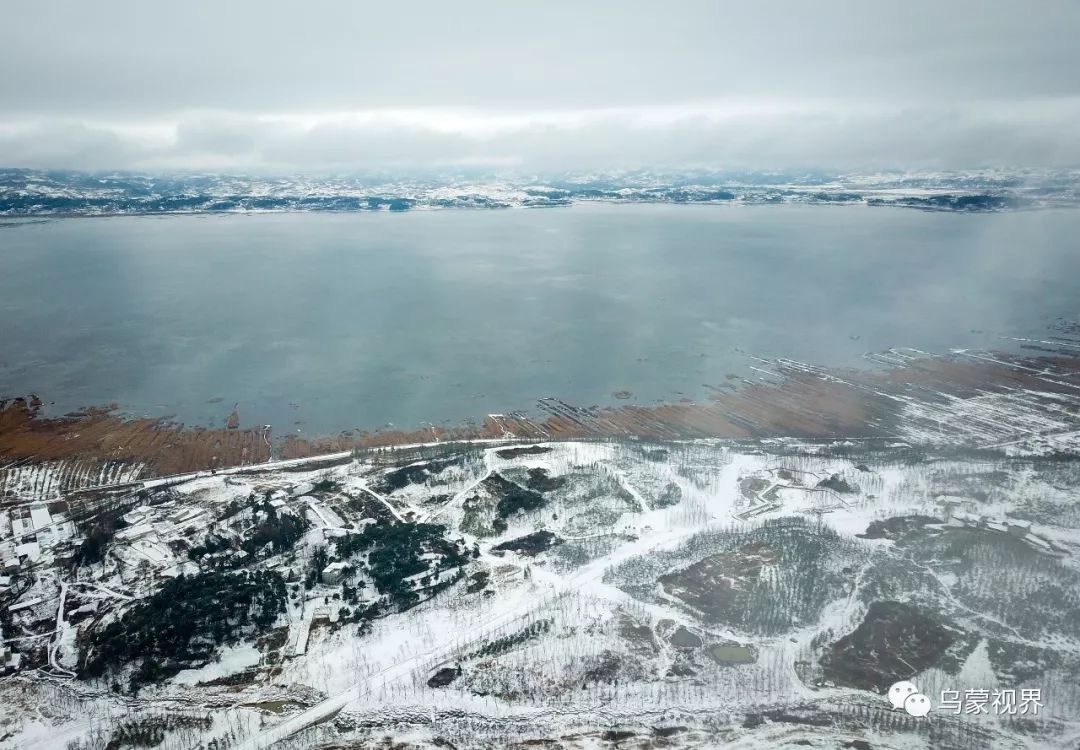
[1, 205, 1077, 434]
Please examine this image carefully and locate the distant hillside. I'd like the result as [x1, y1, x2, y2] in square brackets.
[2, 167, 1077, 216]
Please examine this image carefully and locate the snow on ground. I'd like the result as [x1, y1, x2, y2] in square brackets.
[0, 459, 144, 504]
[899, 384, 1080, 455]
[3, 438, 1079, 749]
[172, 645, 262, 686]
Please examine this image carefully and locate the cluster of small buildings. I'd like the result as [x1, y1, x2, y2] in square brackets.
[0, 503, 73, 675]
[0, 473, 384, 671]
[298, 494, 355, 540]
[0, 502, 77, 573]
[110, 503, 210, 578]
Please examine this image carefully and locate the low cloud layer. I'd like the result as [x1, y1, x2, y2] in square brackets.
[2, 1, 1078, 172]
[2, 100, 1079, 173]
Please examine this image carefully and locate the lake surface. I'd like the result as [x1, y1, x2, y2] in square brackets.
[2, 205, 1078, 436]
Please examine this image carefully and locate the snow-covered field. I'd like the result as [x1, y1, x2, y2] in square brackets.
[2, 437, 1080, 749]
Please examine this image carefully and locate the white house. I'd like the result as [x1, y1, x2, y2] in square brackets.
[28, 504, 52, 531]
[321, 561, 349, 584]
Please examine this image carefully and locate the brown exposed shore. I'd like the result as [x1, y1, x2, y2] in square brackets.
[0, 399, 273, 476]
[3, 349, 1080, 482]
[282, 349, 1080, 455]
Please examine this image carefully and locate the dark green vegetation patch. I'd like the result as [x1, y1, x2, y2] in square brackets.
[427, 665, 462, 688]
[816, 473, 859, 494]
[493, 530, 561, 556]
[525, 467, 566, 492]
[651, 482, 683, 509]
[467, 619, 552, 661]
[373, 456, 464, 494]
[495, 445, 551, 459]
[189, 501, 307, 567]
[471, 472, 548, 519]
[241, 508, 307, 557]
[335, 519, 467, 608]
[82, 570, 287, 688]
[857, 515, 939, 541]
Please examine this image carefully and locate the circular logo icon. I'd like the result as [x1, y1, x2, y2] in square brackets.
[888, 681, 918, 710]
[904, 692, 932, 717]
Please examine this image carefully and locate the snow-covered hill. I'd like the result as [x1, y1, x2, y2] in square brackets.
[2, 167, 1078, 216]
[3, 436, 1079, 749]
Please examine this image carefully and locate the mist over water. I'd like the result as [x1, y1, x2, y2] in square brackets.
[2, 204, 1078, 436]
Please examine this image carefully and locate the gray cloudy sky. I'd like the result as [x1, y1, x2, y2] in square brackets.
[2, 0, 1078, 172]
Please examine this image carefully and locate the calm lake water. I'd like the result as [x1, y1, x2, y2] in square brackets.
[2, 205, 1078, 436]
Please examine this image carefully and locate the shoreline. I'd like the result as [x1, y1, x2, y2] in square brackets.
[2, 197, 1074, 222]
[3, 347, 1079, 480]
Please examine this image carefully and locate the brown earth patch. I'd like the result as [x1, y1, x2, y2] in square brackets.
[658, 541, 777, 621]
[0, 398, 271, 476]
[820, 600, 959, 692]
